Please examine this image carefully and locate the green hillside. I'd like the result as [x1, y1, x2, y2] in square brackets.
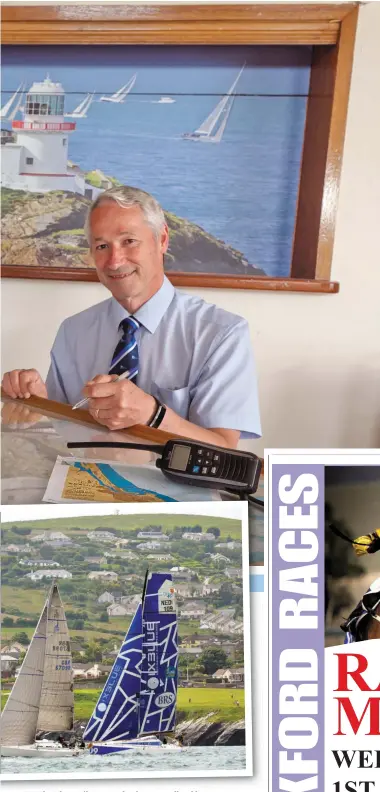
[2, 513, 241, 539]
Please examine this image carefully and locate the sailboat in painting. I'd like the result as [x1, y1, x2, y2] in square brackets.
[0, 82, 25, 120]
[83, 571, 181, 755]
[99, 75, 137, 103]
[182, 64, 245, 143]
[0, 584, 76, 758]
[66, 92, 94, 118]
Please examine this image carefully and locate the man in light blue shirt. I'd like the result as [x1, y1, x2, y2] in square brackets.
[2, 186, 260, 448]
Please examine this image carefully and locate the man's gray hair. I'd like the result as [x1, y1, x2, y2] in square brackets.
[85, 185, 166, 242]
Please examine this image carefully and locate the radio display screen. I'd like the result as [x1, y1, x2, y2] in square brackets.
[169, 445, 191, 471]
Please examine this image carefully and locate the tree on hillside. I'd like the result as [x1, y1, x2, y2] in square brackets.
[214, 582, 235, 607]
[207, 527, 221, 538]
[11, 631, 29, 645]
[11, 526, 31, 536]
[199, 647, 228, 675]
[70, 619, 84, 630]
[172, 527, 184, 538]
[83, 641, 103, 662]
[39, 545, 56, 559]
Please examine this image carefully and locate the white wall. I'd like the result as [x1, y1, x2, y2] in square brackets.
[2, 3, 380, 456]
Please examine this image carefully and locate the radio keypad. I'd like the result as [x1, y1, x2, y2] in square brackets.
[186, 449, 235, 480]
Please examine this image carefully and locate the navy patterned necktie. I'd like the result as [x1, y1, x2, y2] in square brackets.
[109, 316, 139, 383]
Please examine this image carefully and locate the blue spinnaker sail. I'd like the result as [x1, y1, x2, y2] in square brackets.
[83, 604, 143, 743]
[138, 573, 178, 736]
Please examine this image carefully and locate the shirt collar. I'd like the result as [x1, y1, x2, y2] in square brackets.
[109, 276, 175, 334]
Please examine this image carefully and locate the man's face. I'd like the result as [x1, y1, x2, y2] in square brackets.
[90, 201, 169, 309]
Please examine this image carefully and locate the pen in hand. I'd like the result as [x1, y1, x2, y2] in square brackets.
[71, 370, 131, 411]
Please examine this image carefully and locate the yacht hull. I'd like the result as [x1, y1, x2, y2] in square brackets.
[1, 743, 78, 758]
[89, 737, 182, 755]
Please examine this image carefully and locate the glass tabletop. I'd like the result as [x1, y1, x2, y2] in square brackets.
[1, 398, 264, 564]
[1, 396, 172, 500]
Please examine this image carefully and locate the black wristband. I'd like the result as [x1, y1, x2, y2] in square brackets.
[147, 399, 167, 429]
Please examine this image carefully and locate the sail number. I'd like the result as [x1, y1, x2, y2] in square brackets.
[55, 658, 71, 671]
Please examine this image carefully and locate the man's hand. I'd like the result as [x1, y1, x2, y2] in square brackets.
[83, 374, 156, 430]
[1, 369, 47, 400]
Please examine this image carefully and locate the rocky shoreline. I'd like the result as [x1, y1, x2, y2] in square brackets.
[1, 185, 265, 277]
[39, 716, 245, 748]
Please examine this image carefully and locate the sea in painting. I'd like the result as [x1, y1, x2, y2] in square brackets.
[1, 45, 311, 278]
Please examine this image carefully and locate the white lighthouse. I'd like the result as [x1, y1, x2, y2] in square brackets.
[1, 76, 93, 196]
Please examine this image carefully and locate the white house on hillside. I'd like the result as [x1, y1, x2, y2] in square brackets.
[1, 642, 26, 657]
[170, 566, 193, 580]
[88, 570, 118, 581]
[182, 533, 216, 542]
[73, 663, 110, 679]
[136, 541, 163, 551]
[1, 655, 19, 674]
[19, 559, 60, 567]
[137, 531, 167, 540]
[107, 603, 129, 617]
[146, 553, 173, 562]
[26, 569, 72, 581]
[225, 568, 242, 579]
[87, 531, 117, 542]
[174, 582, 203, 598]
[118, 595, 141, 614]
[97, 591, 115, 604]
[180, 601, 207, 619]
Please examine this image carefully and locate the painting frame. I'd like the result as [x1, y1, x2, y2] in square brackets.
[1, 3, 359, 293]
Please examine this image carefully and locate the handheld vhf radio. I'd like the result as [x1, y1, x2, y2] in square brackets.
[67, 438, 262, 494]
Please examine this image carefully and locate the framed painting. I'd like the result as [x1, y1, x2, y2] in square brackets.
[1, 4, 358, 293]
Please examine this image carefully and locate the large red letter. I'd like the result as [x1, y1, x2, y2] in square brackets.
[334, 654, 379, 692]
[334, 697, 380, 736]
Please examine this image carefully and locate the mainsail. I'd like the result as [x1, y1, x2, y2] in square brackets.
[37, 585, 74, 732]
[66, 93, 94, 118]
[83, 572, 178, 746]
[0, 584, 73, 746]
[183, 63, 245, 143]
[0, 83, 23, 120]
[83, 604, 143, 743]
[138, 573, 178, 736]
[1, 603, 48, 745]
[194, 94, 232, 137]
[99, 75, 137, 103]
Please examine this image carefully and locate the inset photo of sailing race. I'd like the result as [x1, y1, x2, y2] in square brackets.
[1, 45, 311, 279]
[0, 501, 252, 780]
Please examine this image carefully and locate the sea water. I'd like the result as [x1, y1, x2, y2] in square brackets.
[1, 746, 246, 775]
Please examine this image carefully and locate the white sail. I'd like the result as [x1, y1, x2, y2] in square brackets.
[36, 584, 74, 732]
[1, 601, 48, 745]
[194, 94, 231, 137]
[99, 75, 136, 103]
[0, 83, 23, 119]
[183, 63, 245, 142]
[66, 92, 94, 118]
[211, 95, 235, 143]
[71, 95, 90, 115]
